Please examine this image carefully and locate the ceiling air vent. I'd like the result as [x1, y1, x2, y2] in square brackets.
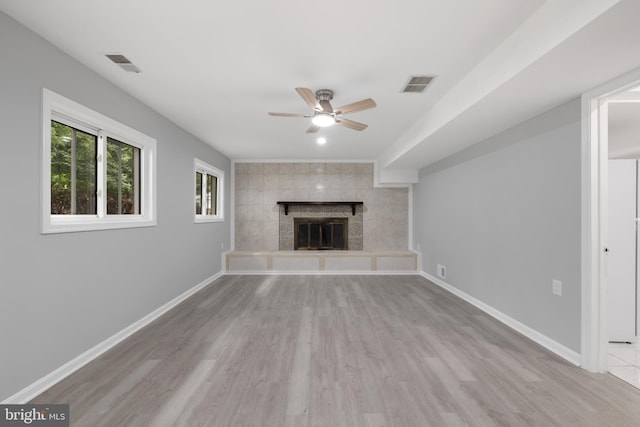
[402, 75, 434, 93]
[105, 54, 141, 73]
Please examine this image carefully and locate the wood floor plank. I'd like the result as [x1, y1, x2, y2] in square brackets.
[30, 275, 640, 426]
[286, 306, 312, 417]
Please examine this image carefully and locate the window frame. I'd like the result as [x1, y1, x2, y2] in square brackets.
[42, 88, 157, 233]
[194, 158, 224, 223]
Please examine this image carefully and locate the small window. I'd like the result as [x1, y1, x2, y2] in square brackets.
[42, 89, 156, 233]
[194, 158, 224, 222]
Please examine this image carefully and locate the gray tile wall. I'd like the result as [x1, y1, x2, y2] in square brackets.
[235, 162, 408, 251]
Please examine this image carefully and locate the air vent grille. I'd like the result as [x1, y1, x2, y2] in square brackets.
[401, 75, 434, 93]
[106, 54, 141, 73]
[105, 54, 131, 64]
[408, 76, 433, 85]
[403, 85, 426, 93]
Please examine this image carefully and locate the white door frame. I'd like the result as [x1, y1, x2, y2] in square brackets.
[581, 67, 640, 372]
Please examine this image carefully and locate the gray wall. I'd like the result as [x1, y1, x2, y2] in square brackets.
[413, 99, 582, 352]
[0, 12, 231, 401]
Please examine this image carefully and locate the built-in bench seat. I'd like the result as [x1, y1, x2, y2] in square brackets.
[225, 250, 418, 274]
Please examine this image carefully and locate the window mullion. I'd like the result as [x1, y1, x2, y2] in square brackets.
[96, 131, 106, 218]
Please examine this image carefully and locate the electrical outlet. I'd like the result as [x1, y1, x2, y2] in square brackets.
[552, 279, 562, 296]
[437, 264, 446, 279]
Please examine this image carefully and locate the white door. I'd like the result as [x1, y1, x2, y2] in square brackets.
[608, 159, 637, 342]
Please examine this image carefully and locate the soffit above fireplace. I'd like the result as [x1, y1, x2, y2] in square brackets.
[277, 201, 363, 216]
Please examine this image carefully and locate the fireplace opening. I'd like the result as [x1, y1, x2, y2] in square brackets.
[294, 217, 348, 250]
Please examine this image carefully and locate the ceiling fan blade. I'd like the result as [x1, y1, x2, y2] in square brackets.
[336, 118, 368, 131]
[334, 98, 376, 115]
[306, 124, 320, 133]
[296, 87, 321, 110]
[268, 112, 309, 117]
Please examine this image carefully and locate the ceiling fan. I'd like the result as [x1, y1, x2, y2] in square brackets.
[268, 88, 376, 133]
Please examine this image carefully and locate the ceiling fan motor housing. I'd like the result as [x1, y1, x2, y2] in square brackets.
[315, 89, 334, 102]
[315, 89, 335, 113]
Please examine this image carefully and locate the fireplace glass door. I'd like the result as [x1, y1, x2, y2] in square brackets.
[294, 217, 348, 250]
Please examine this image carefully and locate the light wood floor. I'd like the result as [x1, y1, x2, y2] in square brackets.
[33, 275, 640, 426]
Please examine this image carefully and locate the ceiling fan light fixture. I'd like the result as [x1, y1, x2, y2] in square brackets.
[311, 113, 336, 127]
[268, 87, 375, 132]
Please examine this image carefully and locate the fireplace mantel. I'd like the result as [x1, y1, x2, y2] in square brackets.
[277, 201, 363, 216]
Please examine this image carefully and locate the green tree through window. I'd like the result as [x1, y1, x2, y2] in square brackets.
[195, 171, 203, 215]
[50, 121, 97, 214]
[107, 138, 140, 214]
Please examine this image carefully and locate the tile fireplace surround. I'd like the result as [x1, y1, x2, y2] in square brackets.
[234, 162, 409, 251]
[231, 162, 415, 273]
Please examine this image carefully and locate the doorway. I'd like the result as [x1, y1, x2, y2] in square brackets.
[606, 98, 640, 387]
[581, 67, 640, 376]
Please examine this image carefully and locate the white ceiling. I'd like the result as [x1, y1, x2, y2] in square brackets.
[2, 0, 640, 182]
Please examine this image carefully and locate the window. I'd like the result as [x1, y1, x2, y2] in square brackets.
[42, 89, 156, 233]
[194, 158, 224, 222]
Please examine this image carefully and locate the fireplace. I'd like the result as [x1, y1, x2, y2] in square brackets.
[278, 201, 363, 250]
[294, 217, 348, 250]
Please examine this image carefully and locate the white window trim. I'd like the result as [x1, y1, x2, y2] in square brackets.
[194, 158, 224, 223]
[42, 88, 157, 233]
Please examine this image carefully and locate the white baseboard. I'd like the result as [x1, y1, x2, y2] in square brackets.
[3, 271, 224, 404]
[420, 271, 581, 366]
